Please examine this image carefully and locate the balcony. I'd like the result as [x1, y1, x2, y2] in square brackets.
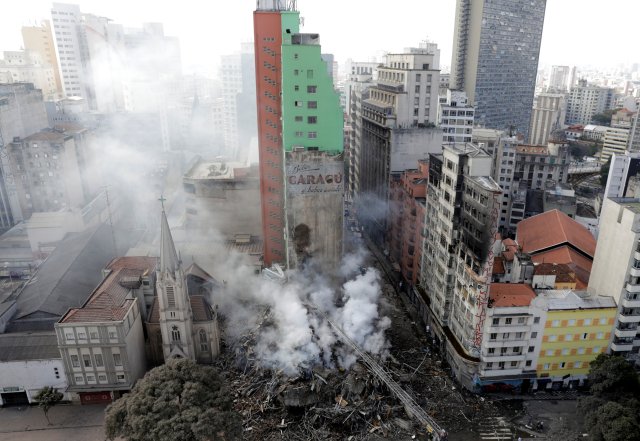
[482, 353, 526, 363]
[622, 296, 640, 309]
[619, 312, 640, 323]
[614, 326, 638, 339]
[627, 283, 640, 293]
[480, 368, 522, 378]
[635, 250, 640, 261]
[484, 339, 528, 349]
[611, 341, 634, 352]
[630, 267, 640, 278]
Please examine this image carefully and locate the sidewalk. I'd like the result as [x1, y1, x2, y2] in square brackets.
[0, 404, 108, 441]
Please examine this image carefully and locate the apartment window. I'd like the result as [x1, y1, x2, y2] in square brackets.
[534, 317, 540, 324]
[518, 317, 526, 324]
[562, 348, 569, 355]
[505, 318, 512, 325]
[584, 318, 592, 325]
[531, 332, 538, 338]
[582, 333, 588, 340]
[599, 317, 608, 325]
[70, 354, 80, 368]
[74, 375, 84, 383]
[415, 73, 421, 82]
[82, 354, 91, 367]
[294, 85, 299, 91]
[90, 332, 98, 339]
[117, 374, 126, 383]
[307, 85, 317, 93]
[573, 361, 582, 369]
[578, 347, 585, 355]
[415, 85, 420, 93]
[65, 332, 74, 341]
[113, 353, 122, 366]
[565, 334, 573, 341]
[78, 332, 86, 340]
[109, 331, 117, 339]
[515, 332, 524, 339]
[596, 332, 604, 339]
[308, 132, 317, 139]
[510, 361, 518, 367]
[543, 363, 550, 370]
[492, 318, 499, 325]
[552, 320, 560, 327]
[295, 116, 303, 122]
[500, 347, 507, 354]
[293, 53, 298, 59]
[87, 375, 95, 382]
[98, 374, 107, 382]
[490, 333, 497, 340]
[488, 347, 495, 354]
[486, 362, 493, 368]
[94, 354, 104, 367]
[594, 346, 601, 353]
[545, 349, 554, 356]
[308, 101, 317, 109]
[498, 362, 505, 369]
[502, 333, 510, 339]
[549, 335, 558, 342]
[525, 360, 532, 367]
[528, 346, 535, 352]
[560, 362, 566, 369]
[568, 319, 576, 326]
[294, 101, 303, 107]
[307, 116, 317, 124]
[295, 131, 304, 137]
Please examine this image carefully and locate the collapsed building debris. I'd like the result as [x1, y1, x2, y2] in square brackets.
[214, 264, 508, 440]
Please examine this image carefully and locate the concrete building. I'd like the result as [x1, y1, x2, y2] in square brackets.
[388, 161, 428, 286]
[543, 182, 577, 219]
[589, 197, 640, 366]
[529, 93, 566, 146]
[356, 44, 442, 245]
[548, 65, 571, 93]
[603, 151, 640, 199]
[182, 158, 261, 237]
[582, 124, 607, 142]
[0, 83, 50, 229]
[601, 108, 636, 164]
[22, 21, 64, 98]
[220, 43, 257, 160]
[440, 90, 474, 144]
[513, 143, 570, 191]
[7, 125, 97, 220]
[565, 80, 615, 126]
[0, 51, 58, 100]
[450, 0, 547, 138]
[420, 143, 501, 388]
[254, 2, 344, 270]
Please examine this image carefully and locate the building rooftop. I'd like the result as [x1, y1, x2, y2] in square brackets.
[184, 159, 252, 180]
[610, 197, 640, 214]
[516, 145, 548, 155]
[0, 332, 60, 361]
[517, 209, 596, 258]
[148, 295, 214, 323]
[535, 290, 616, 310]
[467, 176, 502, 193]
[530, 246, 592, 289]
[490, 283, 536, 307]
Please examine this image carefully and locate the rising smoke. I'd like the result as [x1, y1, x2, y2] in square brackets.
[211, 248, 391, 376]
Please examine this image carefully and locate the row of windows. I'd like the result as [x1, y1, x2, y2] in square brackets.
[545, 332, 609, 342]
[65, 330, 117, 341]
[293, 116, 317, 124]
[75, 373, 126, 384]
[70, 352, 120, 368]
[492, 316, 540, 326]
[294, 131, 317, 139]
[549, 317, 609, 327]
[293, 69, 314, 79]
[541, 346, 603, 357]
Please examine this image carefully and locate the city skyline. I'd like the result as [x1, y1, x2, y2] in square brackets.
[0, 0, 638, 74]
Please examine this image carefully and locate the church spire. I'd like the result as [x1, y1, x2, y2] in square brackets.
[159, 199, 179, 274]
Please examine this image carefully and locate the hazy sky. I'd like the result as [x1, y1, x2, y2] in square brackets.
[1, 0, 638, 74]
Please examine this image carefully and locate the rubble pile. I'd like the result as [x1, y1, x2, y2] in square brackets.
[215, 331, 501, 440]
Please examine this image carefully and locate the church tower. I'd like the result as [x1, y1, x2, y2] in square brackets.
[156, 208, 196, 360]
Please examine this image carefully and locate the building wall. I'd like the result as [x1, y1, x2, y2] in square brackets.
[22, 21, 63, 98]
[0, 359, 69, 405]
[601, 127, 630, 164]
[254, 10, 286, 266]
[537, 309, 616, 380]
[529, 94, 566, 146]
[565, 83, 614, 126]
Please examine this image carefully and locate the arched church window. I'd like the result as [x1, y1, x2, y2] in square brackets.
[199, 329, 208, 352]
[166, 286, 176, 308]
[171, 325, 180, 342]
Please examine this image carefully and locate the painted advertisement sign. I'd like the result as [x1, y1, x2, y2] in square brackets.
[286, 161, 344, 195]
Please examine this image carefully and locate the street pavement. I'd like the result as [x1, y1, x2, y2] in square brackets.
[0, 404, 108, 441]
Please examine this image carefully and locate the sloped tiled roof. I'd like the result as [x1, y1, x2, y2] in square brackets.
[106, 256, 156, 273]
[490, 283, 536, 307]
[531, 246, 592, 288]
[147, 295, 213, 323]
[517, 209, 596, 257]
[0, 332, 60, 361]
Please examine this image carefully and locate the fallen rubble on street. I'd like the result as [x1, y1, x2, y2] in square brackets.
[213, 273, 511, 441]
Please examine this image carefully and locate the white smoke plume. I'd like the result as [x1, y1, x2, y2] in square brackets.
[212, 249, 391, 376]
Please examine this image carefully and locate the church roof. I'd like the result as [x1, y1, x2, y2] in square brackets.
[160, 209, 179, 274]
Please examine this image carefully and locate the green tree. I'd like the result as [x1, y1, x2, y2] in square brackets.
[33, 386, 64, 425]
[579, 355, 640, 441]
[592, 108, 619, 126]
[105, 359, 242, 441]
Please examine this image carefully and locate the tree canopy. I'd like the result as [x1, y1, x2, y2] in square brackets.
[579, 354, 640, 441]
[105, 359, 242, 441]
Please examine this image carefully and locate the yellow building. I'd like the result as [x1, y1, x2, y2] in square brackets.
[534, 290, 617, 388]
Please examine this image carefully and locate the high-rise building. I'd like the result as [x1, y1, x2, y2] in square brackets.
[548, 65, 571, 92]
[420, 143, 501, 387]
[450, 0, 547, 139]
[356, 44, 442, 244]
[589, 197, 640, 366]
[220, 43, 257, 161]
[254, 1, 344, 269]
[22, 21, 64, 98]
[529, 93, 566, 146]
[0, 50, 58, 100]
[601, 109, 636, 164]
[565, 79, 615, 126]
[439, 90, 474, 144]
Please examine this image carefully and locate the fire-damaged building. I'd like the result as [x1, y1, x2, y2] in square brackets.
[254, 1, 344, 271]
